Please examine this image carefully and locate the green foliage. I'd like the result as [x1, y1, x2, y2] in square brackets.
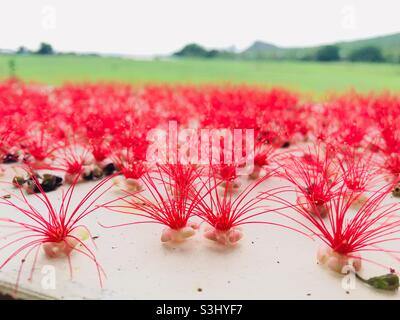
[17, 46, 30, 54]
[315, 45, 340, 62]
[349, 46, 384, 62]
[237, 33, 400, 63]
[36, 43, 54, 55]
[366, 274, 399, 291]
[357, 273, 400, 291]
[174, 43, 210, 58]
[339, 33, 400, 63]
[173, 43, 235, 59]
[206, 49, 219, 58]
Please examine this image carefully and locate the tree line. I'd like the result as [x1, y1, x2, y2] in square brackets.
[10, 42, 395, 63]
[174, 43, 392, 63]
[313, 45, 385, 62]
[17, 43, 55, 55]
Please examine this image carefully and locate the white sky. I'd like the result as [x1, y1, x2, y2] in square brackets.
[0, 0, 399, 56]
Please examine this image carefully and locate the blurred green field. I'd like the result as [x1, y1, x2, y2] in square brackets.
[0, 54, 399, 95]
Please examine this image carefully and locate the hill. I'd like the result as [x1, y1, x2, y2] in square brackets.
[242, 32, 400, 62]
[337, 33, 400, 61]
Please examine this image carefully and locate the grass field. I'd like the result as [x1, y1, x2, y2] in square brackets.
[0, 54, 399, 95]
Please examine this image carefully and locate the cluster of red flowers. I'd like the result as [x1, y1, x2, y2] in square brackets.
[0, 79, 400, 292]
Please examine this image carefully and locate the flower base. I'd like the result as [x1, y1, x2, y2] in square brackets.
[204, 227, 243, 246]
[317, 245, 361, 274]
[42, 227, 89, 258]
[161, 223, 199, 243]
[113, 177, 143, 192]
[218, 181, 241, 196]
[248, 166, 262, 180]
[297, 196, 329, 218]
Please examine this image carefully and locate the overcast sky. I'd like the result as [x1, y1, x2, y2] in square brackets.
[0, 0, 399, 56]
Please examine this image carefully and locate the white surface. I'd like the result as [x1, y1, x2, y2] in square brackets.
[0, 167, 399, 300]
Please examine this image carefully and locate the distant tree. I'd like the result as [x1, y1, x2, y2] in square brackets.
[36, 42, 54, 55]
[174, 43, 209, 58]
[315, 45, 340, 62]
[300, 54, 315, 61]
[17, 46, 30, 54]
[349, 46, 384, 62]
[205, 49, 219, 58]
